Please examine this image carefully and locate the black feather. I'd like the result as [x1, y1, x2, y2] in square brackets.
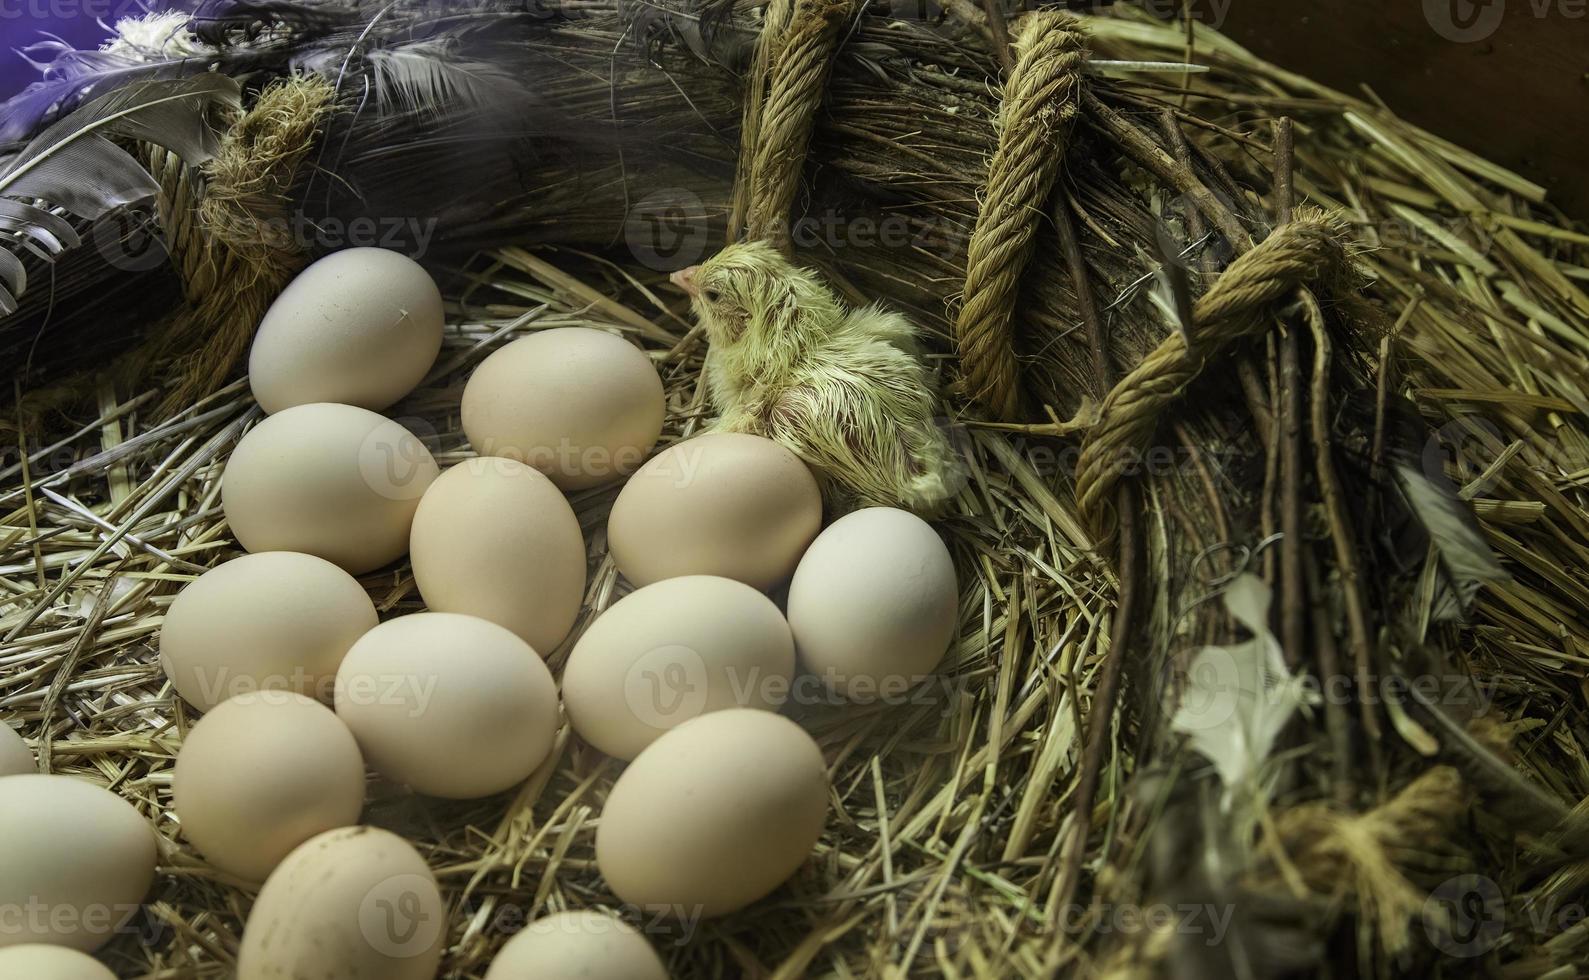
[0, 75, 240, 316]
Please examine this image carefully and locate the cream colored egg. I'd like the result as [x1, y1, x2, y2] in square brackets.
[159, 552, 378, 711]
[564, 576, 793, 760]
[607, 433, 821, 590]
[249, 248, 444, 414]
[595, 710, 827, 918]
[484, 910, 667, 980]
[786, 508, 957, 703]
[237, 826, 443, 980]
[335, 613, 559, 799]
[409, 458, 586, 656]
[0, 721, 33, 775]
[0, 945, 116, 980]
[0, 775, 157, 952]
[173, 691, 365, 882]
[222, 403, 439, 574]
[461, 328, 664, 490]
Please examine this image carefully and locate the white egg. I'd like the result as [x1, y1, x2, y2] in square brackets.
[484, 910, 667, 980]
[786, 508, 957, 702]
[249, 248, 444, 414]
[335, 613, 560, 799]
[595, 710, 827, 918]
[607, 432, 821, 590]
[0, 721, 34, 776]
[0, 775, 157, 952]
[221, 403, 439, 574]
[159, 552, 377, 712]
[0, 945, 116, 979]
[409, 457, 586, 656]
[462, 328, 665, 490]
[173, 691, 365, 882]
[563, 576, 794, 760]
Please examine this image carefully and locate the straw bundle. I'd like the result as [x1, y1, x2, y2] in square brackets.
[2, 2, 1588, 977]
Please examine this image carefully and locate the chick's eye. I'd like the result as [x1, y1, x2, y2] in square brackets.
[703, 288, 721, 303]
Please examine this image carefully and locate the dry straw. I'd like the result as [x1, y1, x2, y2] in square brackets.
[2, 3, 1588, 978]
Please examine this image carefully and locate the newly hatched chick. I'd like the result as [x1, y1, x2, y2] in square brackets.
[672, 241, 955, 512]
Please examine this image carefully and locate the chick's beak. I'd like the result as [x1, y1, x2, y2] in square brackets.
[671, 265, 702, 298]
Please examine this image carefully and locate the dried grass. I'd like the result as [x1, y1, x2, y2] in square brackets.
[2, 6, 1589, 979]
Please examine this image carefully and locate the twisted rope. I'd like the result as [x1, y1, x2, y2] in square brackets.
[733, 0, 856, 250]
[1074, 211, 1351, 530]
[952, 11, 1088, 419]
[141, 75, 334, 411]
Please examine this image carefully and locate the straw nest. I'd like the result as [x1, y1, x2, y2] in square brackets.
[3, 5, 1589, 979]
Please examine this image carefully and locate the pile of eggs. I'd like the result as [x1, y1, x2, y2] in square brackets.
[0, 248, 960, 978]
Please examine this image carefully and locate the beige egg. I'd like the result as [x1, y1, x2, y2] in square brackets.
[0, 945, 116, 980]
[595, 710, 827, 918]
[0, 721, 33, 776]
[409, 458, 586, 656]
[159, 552, 378, 711]
[237, 826, 443, 980]
[222, 403, 439, 574]
[484, 910, 667, 980]
[607, 433, 821, 590]
[0, 775, 157, 952]
[249, 248, 444, 414]
[335, 613, 559, 799]
[173, 691, 365, 882]
[564, 576, 793, 760]
[461, 328, 664, 490]
[786, 508, 957, 703]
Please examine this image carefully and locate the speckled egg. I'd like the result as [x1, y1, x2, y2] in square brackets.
[249, 248, 444, 414]
[237, 826, 443, 980]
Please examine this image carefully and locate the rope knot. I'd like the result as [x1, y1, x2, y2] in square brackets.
[1074, 210, 1354, 534]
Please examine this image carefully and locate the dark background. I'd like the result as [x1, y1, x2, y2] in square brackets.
[1206, 1, 1589, 218]
[3, 2, 1587, 216]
